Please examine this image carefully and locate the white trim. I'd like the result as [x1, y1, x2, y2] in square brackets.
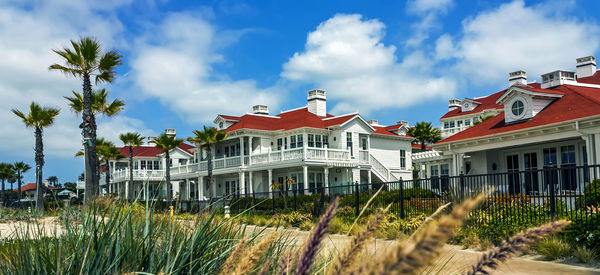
[322, 112, 359, 120]
[338, 115, 376, 132]
[496, 86, 563, 104]
[278, 105, 308, 114]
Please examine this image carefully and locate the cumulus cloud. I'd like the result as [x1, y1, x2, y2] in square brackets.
[282, 14, 456, 114]
[439, 0, 600, 85]
[405, 0, 453, 47]
[130, 12, 282, 123]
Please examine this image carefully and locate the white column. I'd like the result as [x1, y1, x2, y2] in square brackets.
[185, 179, 191, 200]
[268, 169, 273, 198]
[248, 136, 253, 165]
[239, 171, 246, 196]
[198, 176, 204, 200]
[303, 133, 308, 160]
[324, 168, 329, 195]
[125, 181, 129, 200]
[593, 133, 600, 165]
[240, 136, 245, 166]
[367, 169, 372, 189]
[303, 165, 309, 194]
[211, 176, 217, 198]
[248, 171, 253, 194]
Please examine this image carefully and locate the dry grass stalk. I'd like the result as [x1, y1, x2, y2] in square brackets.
[294, 198, 339, 275]
[232, 233, 279, 275]
[366, 194, 484, 275]
[328, 207, 388, 275]
[409, 202, 451, 240]
[219, 238, 247, 275]
[465, 220, 570, 275]
[346, 185, 385, 235]
[277, 249, 294, 275]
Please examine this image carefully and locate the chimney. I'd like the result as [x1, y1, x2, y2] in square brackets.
[307, 89, 326, 117]
[396, 120, 408, 127]
[148, 136, 157, 144]
[576, 56, 596, 79]
[165, 128, 176, 137]
[448, 99, 460, 111]
[367, 119, 379, 126]
[252, 104, 269, 115]
[509, 70, 527, 86]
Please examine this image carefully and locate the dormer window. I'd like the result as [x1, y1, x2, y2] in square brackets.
[511, 100, 524, 117]
[219, 121, 224, 128]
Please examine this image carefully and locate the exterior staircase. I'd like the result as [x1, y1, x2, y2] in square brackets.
[369, 154, 399, 182]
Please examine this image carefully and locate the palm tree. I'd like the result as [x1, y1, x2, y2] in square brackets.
[64, 89, 124, 117]
[97, 140, 124, 195]
[0, 163, 14, 205]
[119, 132, 145, 200]
[187, 126, 228, 197]
[47, 176, 58, 187]
[151, 133, 183, 205]
[49, 37, 122, 204]
[407, 121, 442, 151]
[12, 102, 60, 211]
[13, 161, 31, 201]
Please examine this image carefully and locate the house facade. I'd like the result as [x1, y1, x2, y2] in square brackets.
[101, 90, 414, 200]
[413, 56, 600, 195]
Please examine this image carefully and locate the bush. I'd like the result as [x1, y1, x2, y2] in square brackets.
[563, 214, 600, 251]
[376, 213, 426, 240]
[576, 179, 600, 209]
[276, 211, 311, 227]
[536, 236, 571, 260]
[573, 246, 597, 263]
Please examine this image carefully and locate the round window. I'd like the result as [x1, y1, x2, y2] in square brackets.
[219, 121, 224, 128]
[511, 100, 524, 116]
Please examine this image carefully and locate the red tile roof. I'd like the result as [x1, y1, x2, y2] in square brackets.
[15, 183, 56, 192]
[437, 84, 600, 144]
[576, 70, 600, 85]
[117, 144, 195, 158]
[412, 144, 432, 150]
[220, 107, 409, 137]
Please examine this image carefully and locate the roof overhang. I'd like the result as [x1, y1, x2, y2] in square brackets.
[496, 86, 563, 105]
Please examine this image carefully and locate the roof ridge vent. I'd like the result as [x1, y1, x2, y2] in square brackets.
[576, 56, 596, 79]
[509, 70, 527, 86]
[252, 104, 269, 115]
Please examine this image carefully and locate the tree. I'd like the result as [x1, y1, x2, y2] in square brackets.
[64, 89, 124, 117]
[473, 114, 495, 126]
[151, 133, 183, 205]
[407, 121, 442, 150]
[64, 182, 77, 192]
[97, 139, 124, 195]
[119, 132, 145, 201]
[0, 163, 15, 205]
[13, 161, 31, 201]
[12, 102, 60, 211]
[47, 176, 58, 187]
[187, 126, 228, 198]
[50, 37, 122, 204]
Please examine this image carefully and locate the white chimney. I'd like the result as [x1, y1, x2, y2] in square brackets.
[509, 70, 527, 86]
[307, 89, 326, 117]
[367, 119, 379, 126]
[448, 99, 460, 111]
[165, 128, 176, 137]
[252, 104, 269, 115]
[576, 56, 596, 79]
[148, 136, 157, 145]
[396, 120, 408, 126]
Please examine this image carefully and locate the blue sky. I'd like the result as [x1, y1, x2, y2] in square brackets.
[1, 0, 599, 184]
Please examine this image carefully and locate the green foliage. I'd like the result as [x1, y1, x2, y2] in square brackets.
[576, 179, 600, 209]
[563, 214, 600, 251]
[573, 246, 597, 263]
[276, 211, 312, 227]
[376, 213, 426, 240]
[536, 236, 572, 260]
[230, 194, 320, 214]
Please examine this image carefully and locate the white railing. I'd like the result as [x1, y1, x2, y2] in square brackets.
[284, 148, 303, 160]
[225, 156, 241, 167]
[251, 152, 269, 164]
[270, 151, 282, 162]
[370, 155, 398, 181]
[104, 168, 167, 183]
[328, 149, 349, 161]
[307, 148, 326, 160]
[359, 150, 369, 164]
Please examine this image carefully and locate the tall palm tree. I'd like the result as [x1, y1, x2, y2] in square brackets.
[407, 121, 442, 151]
[12, 102, 60, 211]
[64, 89, 124, 117]
[0, 163, 14, 205]
[47, 176, 58, 187]
[97, 140, 124, 195]
[188, 126, 228, 197]
[13, 161, 31, 201]
[119, 132, 145, 200]
[49, 37, 122, 204]
[152, 133, 183, 205]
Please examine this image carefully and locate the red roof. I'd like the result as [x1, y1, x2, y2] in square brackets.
[16, 183, 56, 192]
[412, 144, 432, 150]
[577, 70, 600, 85]
[438, 84, 600, 144]
[118, 144, 196, 158]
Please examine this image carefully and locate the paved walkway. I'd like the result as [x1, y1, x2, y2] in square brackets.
[244, 225, 600, 275]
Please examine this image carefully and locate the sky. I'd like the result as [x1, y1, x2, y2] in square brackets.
[1, 0, 600, 184]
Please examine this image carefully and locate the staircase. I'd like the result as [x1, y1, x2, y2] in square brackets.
[370, 154, 399, 182]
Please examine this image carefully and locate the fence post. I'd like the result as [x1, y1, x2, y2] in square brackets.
[320, 184, 325, 215]
[459, 172, 465, 201]
[354, 181, 360, 217]
[271, 188, 275, 216]
[548, 164, 556, 220]
[294, 187, 297, 211]
[399, 178, 405, 219]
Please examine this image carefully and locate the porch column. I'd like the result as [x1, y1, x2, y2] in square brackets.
[324, 168, 329, 195]
[268, 169, 273, 198]
[248, 171, 253, 194]
[367, 169, 372, 189]
[186, 178, 191, 200]
[593, 133, 600, 165]
[240, 136, 245, 166]
[248, 136, 253, 165]
[125, 181, 129, 200]
[198, 176, 204, 200]
[239, 171, 246, 196]
[303, 165, 309, 194]
[303, 133, 308, 160]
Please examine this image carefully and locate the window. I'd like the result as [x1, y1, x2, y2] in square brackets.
[561, 145, 576, 191]
[308, 134, 315, 147]
[465, 120, 471, 126]
[153, 161, 160, 170]
[284, 137, 288, 150]
[297, 135, 303, 148]
[277, 138, 282, 151]
[543, 148, 557, 166]
[323, 135, 329, 148]
[400, 150, 406, 169]
[290, 136, 297, 149]
[235, 144, 240, 156]
[346, 132, 353, 156]
[140, 160, 146, 170]
[511, 100, 525, 116]
[361, 138, 368, 150]
[134, 161, 139, 170]
[443, 122, 449, 129]
[315, 135, 322, 148]
[560, 145, 576, 164]
[219, 121, 224, 128]
[449, 121, 455, 128]
[224, 147, 229, 157]
[457, 120, 463, 127]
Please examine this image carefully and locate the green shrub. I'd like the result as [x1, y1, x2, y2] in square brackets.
[376, 213, 426, 240]
[536, 236, 571, 260]
[563, 214, 600, 250]
[573, 246, 597, 263]
[276, 211, 311, 227]
[299, 220, 314, 231]
[576, 179, 600, 209]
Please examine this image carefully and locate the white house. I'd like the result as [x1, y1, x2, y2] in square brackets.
[414, 56, 600, 195]
[101, 89, 414, 200]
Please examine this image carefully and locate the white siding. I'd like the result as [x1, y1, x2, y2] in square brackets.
[370, 136, 412, 171]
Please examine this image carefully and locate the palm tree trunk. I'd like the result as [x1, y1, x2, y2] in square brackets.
[207, 145, 213, 197]
[105, 159, 111, 194]
[35, 127, 44, 212]
[17, 172, 22, 201]
[82, 72, 98, 204]
[166, 151, 171, 206]
[1, 179, 4, 206]
[129, 146, 134, 201]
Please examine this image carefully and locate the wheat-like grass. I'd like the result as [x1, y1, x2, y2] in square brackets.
[465, 220, 570, 275]
[294, 198, 339, 275]
[364, 194, 484, 275]
[232, 233, 279, 275]
[328, 207, 388, 275]
[220, 238, 247, 275]
[277, 249, 294, 275]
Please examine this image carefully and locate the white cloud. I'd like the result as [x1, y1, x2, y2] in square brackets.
[0, 1, 152, 159]
[407, 0, 453, 14]
[282, 14, 456, 115]
[405, 0, 453, 47]
[130, 12, 282, 123]
[443, 0, 600, 85]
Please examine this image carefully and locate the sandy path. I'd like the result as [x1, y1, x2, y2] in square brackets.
[244, 225, 600, 275]
[0, 217, 64, 239]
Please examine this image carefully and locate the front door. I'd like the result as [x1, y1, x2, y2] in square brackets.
[506, 154, 520, 194]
